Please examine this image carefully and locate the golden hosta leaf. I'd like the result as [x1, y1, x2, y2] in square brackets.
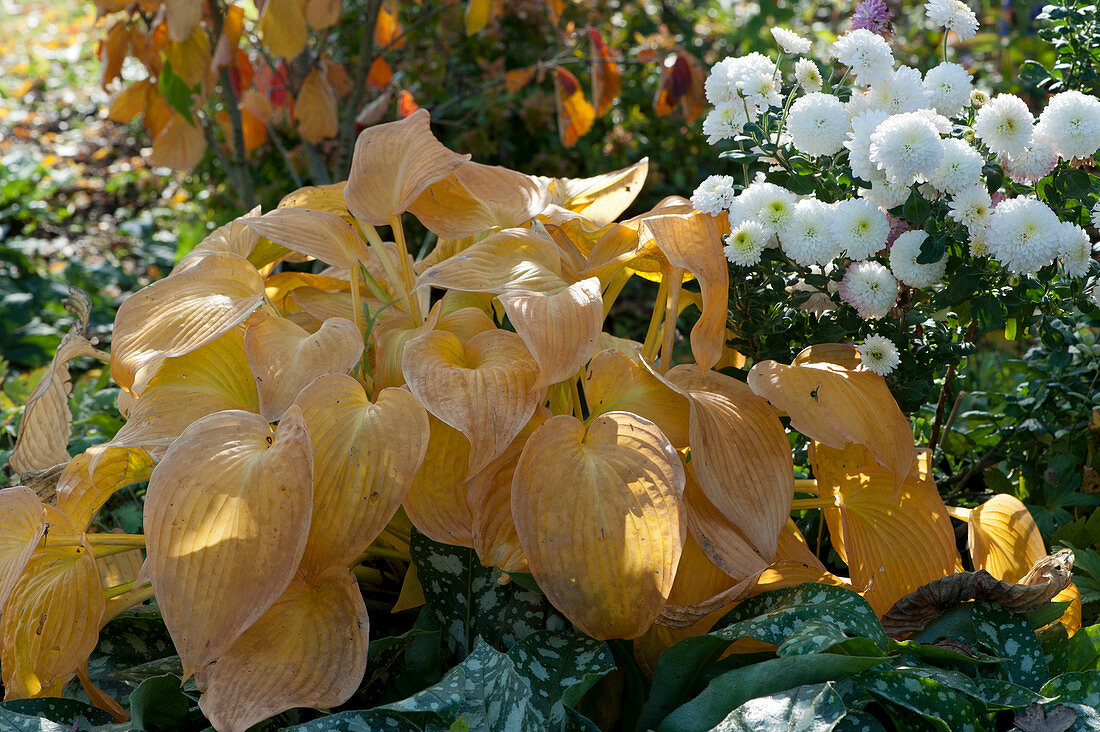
[371, 314, 433, 392]
[296, 68, 339, 144]
[10, 332, 108, 474]
[747, 347, 915, 489]
[102, 329, 259, 457]
[264, 272, 350, 314]
[402, 415, 474, 545]
[1, 521, 104, 699]
[144, 409, 314, 678]
[0, 487, 45, 613]
[111, 252, 266, 395]
[293, 375, 429, 571]
[55, 447, 155, 531]
[96, 547, 145, 590]
[279, 181, 349, 217]
[793, 343, 863, 370]
[196, 567, 368, 732]
[583, 349, 690, 448]
[407, 161, 550, 240]
[402, 329, 542, 474]
[642, 214, 728, 373]
[176, 207, 262, 272]
[393, 563, 425, 612]
[435, 306, 496, 345]
[968, 494, 1047, 584]
[682, 461, 770, 580]
[667, 366, 793, 562]
[306, 0, 342, 29]
[165, 0, 201, 41]
[415, 227, 565, 295]
[812, 442, 957, 616]
[245, 208, 371, 272]
[538, 158, 649, 226]
[244, 313, 364, 421]
[512, 411, 686, 639]
[259, 0, 308, 58]
[499, 277, 603, 388]
[291, 288, 363, 323]
[345, 109, 469, 226]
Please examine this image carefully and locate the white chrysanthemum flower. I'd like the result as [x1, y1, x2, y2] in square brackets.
[890, 229, 947, 287]
[973, 94, 1034, 159]
[772, 27, 811, 55]
[787, 92, 850, 157]
[947, 185, 992, 233]
[1035, 90, 1100, 161]
[834, 199, 890, 259]
[867, 66, 931, 114]
[864, 176, 911, 209]
[702, 102, 753, 144]
[924, 0, 979, 40]
[839, 260, 898, 319]
[923, 62, 973, 118]
[705, 53, 776, 106]
[1001, 130, 1058, 184]
[691, 175, 738, 215]
[795, 58, 823, 93]
[779, 198, 841, 265]
[724, 221, 772, 266]
[738, 69, 783, 112]
[1092, 200, 1100, 230]
[846, 109, 891, 182]
[738, 181, 798, 234]
[930, 138, 984, 194]
[1057, 221, 1094, 277]
[831, 29, 894, 86]
[986, 197, 1062, 274]
[868, 111, 945, 186]
[1092, 286, 1100, 309]
[858, 335, 901, 375]
[969, 229, 990, 256]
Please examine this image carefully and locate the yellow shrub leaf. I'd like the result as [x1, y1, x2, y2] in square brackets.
[196, 567, 368, 732]
[465, 0, 491, 34]
[258, 0, 308, 58]
[345, 109, 469, 226]
[748, 346, 915, 489]
[296, 68, 339, 144]
[415, 227, 566, 295]
[151, 112, 207, 170]
[111, 252, 266, 395]
[0, 487, 45, 613]
[499, 277, 603, 388]
[99, 21, 128, 88]
[165, 0, 202, 42]
[306, 0, 342, 29]
[144, 409, 314, 678]
[165, 27, 210, 87]
[538, 158, 649, 226]
[512, 411, 685, 639]
[293, 374, 429, 571]
[402, 415, 474, 545]
[583, 349, 690, 448]
[244, 208, 371, 272]
[402, 329, 542, 474]
[55, 448, 155, 531]
[553, 67, 595, 148]
[108, 79, 153, 123]
[244, 313, 364, 421]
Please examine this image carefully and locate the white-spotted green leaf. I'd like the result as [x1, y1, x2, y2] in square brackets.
[855, 670, 980, 732]
[507, 631, 615, 727]
[712, 682, 847, 732]
[972, 603, 1049, 691]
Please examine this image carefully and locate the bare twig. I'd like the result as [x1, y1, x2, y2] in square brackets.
[336, 0, 383, 175]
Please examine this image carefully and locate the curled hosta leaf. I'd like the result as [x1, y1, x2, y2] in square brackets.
[403, 415, 474, 545]
[643, 214, 728, 373]
[197, 567, 368, 732]
[512, 411, 685, 639]
[111, 252, 266, 395]
[748, 346, 915, 488]
[812, 442, 958, 616]
[666, 366, 793, 562]
[682, 462, 770, 581]
[538, 158, 648, 225]
[345, 109, 469, 226]
[10, 332, 108, 474]
[293, 374, 429, 572]
[881, 550, 1076, 636]
[371, 314, 434, 391]
[245, 208, 371, 272]
[2, 510, 104, 699]
[499, 277, 603, 388]
[264, 272, 350, 314]
[96, 546, 145, 590]
[0, 487, 46, 613]
[278, 181, 349, 217]
[583, 349, 690, 448]
[177, 207, 262, 271]
[244, 313, 364, 421]
[402, 329, 542, 474]
[415, 227, 565, 295]
[55, 447, 155, 531]
[144, 409, 314, 678]
[408, 161, 550, 240]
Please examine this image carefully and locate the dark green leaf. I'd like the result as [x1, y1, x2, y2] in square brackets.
[157, 61, 195, 125]
[284, 709, 426, 731]
[972, 604, 1049, 690]
[128, 674, 195, 731]
[0, 699, 112, 730]
[1068, 626, 1100, 672]
[1041, 671, 1100, 707]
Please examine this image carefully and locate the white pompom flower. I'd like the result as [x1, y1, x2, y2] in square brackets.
[985, 197, 1062, 274]
[691, 175, 738, 216]
[973, 94, 1034, 159]
[772, 27, 811, 55]
[787, 92, 851, 157]
[1092, 200, 1100, 230]
[831, 30, 894, 86]
[738, 181, 798, 234]
[724, 221, 772, 266]
[868, 111, 945, 186]
[1092, 286, 1100, 309]
[1056, 222, 1095, 277]
[834, 199, 891, 259]
[923, 62, 973, 118]
[947, 185, 993, 234]
[702, 102, 753, 144]
[859, 335, 901, 376]
[1001, 130, 1058, 184]
[867, 66, 931, 114]
[839, 260, 899, 319]
[779, 198, 841, 266]
[1035, 90, 1100, 161]
[795, 59, 823, 93]
[864, 176, 912, 209]
[924, 0, 979, 41]
[846, 109, 891, 182]
[890, 230, 947, 287]
[929, 138, 984, 194]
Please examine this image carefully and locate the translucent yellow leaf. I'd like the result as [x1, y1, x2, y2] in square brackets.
[407, 161, 550, 240]
[265, 272, 350, 314]
[499, 277, 603, 388]
[402, 329, 542, 474]
[538, 158, 649, 225]
[108, 79, 153, 123]
[345, 109, 469, 226]
[0, 487, 45, 613]
[306, 0, 342, 29]
[244, 208, 371, 272]
[144, 409, 314, 678]
[402, 415, 474, 545]
[176, 207, 262, 272]
[95, 546, 145, 590]
[812, 442, 957, 616]
[296, 68, 338, 144]
[151, 112, 207, 170]
[293, 374, 429, 571]
[279, 181, 349, 218]
[434, 306, 497, 346]
[164, 27, 210, 87]
[55, 448, 155, 531]
[370, 314, 433, 392]
[512, 411, 685, 639]
[258, 0, 308, 58]
[196, 567, 368, 732]
[583, 349, 690, 448]
[748, 346, 915, 489]
[393, 563, 425, 612]
[244, 312, 364, 421]
[165, 0, 201, 41]
[290, 288, 364, 323]
[111, 252, 266, 395]
[465, 0, 491, 34]
[414, 227, 566, 295]
[968, 494, 1047, 584]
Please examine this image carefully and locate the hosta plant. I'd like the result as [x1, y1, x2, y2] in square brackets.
[0, 108, 1086, 729]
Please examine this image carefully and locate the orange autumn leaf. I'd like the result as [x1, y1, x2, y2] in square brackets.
[374, 3, 404, 49]
[306, 0, 342, 30]
[589, 29, 620, 116]
[296, 68, 339, 144]
[324, 57, 353, 97]
[506, 66, 536, 94]
[397, 89, 419, 118]
[654, 50, 707, 121]
[367, 55, 393, 90]
[553, 67, 595, 148]
[99, 21, 127, 88]
[108, 79, 153, 124]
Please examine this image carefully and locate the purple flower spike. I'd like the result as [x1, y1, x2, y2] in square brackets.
[850, 0, 894, 39]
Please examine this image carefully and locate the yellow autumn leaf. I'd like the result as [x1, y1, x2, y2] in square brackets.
[108, 79, 153, 123]
[278, 181, 349, 218]
[165, 0, 202, 42]
[244, 207, 371, 272]
[403, 415, 474, 545]
[415, 226, 566, 295]
[402, 329, 542, 474]
[293, 374, 429, 571]
[296, 68, 339, 144]
[55, 447, 155, 531]
[681, 460, 770, 580]
[264, 272, 350, 315]
[144, 408, 314, 678]
[196, 567, 368, 732]
[512, 411, 685, 639]
[345, 109, 470, 226]
[434, 305, 497, 346]
[465, 0, 491, 33]
[151, 112, 207, 170]
[306, 0, 342, 29]
[370, 314, 434, 391]
[583, 349, 691, 448]
[95, 546, 145, 590]
[538, 158, 649, 225]
[111, 252, 267, 395]
[176, 206, 262, 271]
[0, 487, 46, 613]
[258, 0, 308, 58]
[244, 312, 364, 421]
[164, 26, 210, 87]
